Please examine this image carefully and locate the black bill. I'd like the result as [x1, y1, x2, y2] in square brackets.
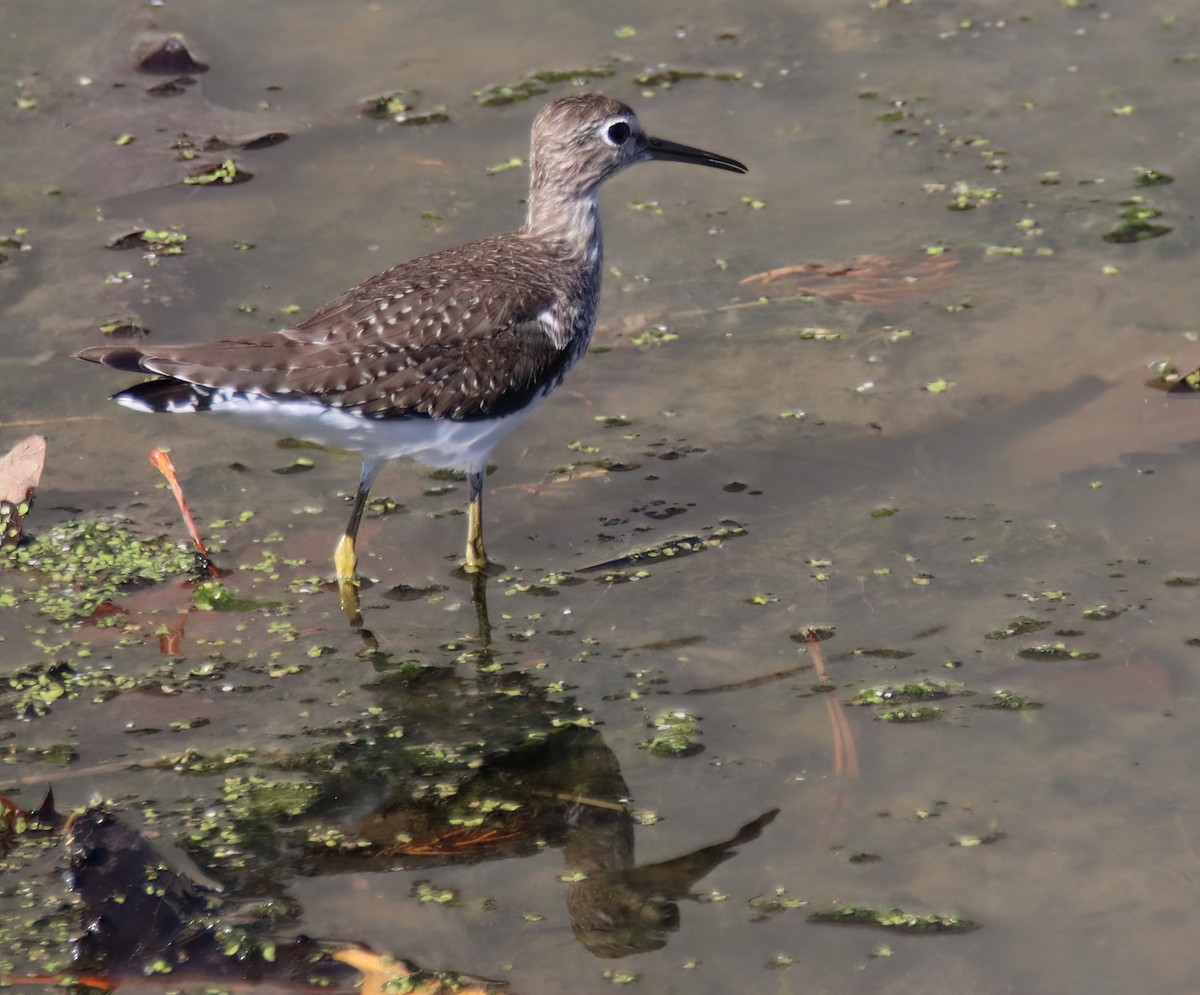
[645, 135, 748, 174]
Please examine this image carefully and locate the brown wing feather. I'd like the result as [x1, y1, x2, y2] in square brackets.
[77, 234, 582, 421]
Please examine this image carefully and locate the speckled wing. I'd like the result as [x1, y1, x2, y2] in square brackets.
[276, 241, 574, 419]
[76, 237, 579, 422]
[275, 310, 573, 421]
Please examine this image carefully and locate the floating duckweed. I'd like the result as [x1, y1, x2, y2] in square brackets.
[877, 706, 943, 723]
[645, 709, 702, 757]
[984, 615, 1050, 640]
[976, 690, 1043, 710]
[5, 517, 197, 621]
[946, 183, 1001, 210]
[183, 158, 244, 186]
[1015, 643, 1100, 661]
[1134, 167, 1173, 187]
[630, 325, 677, 346]
[808, 905, 978, 933]
[951, 831, 1007, 846]
[475, 67, 615, 106]
[1104, 201, 1172, 243]
[486, 157, 525, 175]
[633, 66, 744, 87]
[361, 90, 450, 125]
[193, 581, 285, 613]
[1082, 604, 1124, 621]
[851, 680, 961, 705]
[140, 228, 187, 254]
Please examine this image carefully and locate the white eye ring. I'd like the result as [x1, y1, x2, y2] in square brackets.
[605, 121, 632, 145]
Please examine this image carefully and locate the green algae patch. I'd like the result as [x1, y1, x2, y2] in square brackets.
[642, 709, 703, 757]
[1104, 199, 1171, 243]
[97, 314, 150, 338]
[633, 66, 744, 87]
[877, 705, 943, 723]
[183, 158, 250, 186]
[3, 517, 197, 621]
[106, 226, 187, 256]
[945, 182, 1000, 211]
[4, 660, 137, 720]
[137, 746, 258, 775]
[951, 830, 1007, 847]
[221, 775, 321, 822]
[360, 90, 449, 125]
[985, 615, 1050, 640]
[1135, 168, 1173, 187]
[976, 690, 1043, 710]
[475, 67, 615, 106]
[850, 680, 964, 706]
[808, 905, 978, 933]
[193, 580, 285, 613]
[1016, 643, 1100, 661]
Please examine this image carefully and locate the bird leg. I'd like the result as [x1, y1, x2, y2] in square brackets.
[333, 534, 359, 583]
[464, 469, 488, 571]
[335, 457, 383, 582]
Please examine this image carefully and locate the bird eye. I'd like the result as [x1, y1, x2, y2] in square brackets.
[606, 121, 632, 145]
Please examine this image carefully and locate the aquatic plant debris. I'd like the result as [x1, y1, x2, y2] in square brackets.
[360, 90, 449, 125]
[876, 706, 943, 722]
[183, 158, 248, 185]
[808, 906, 978, 933]
[976, 690, 1043, 710]
[576, 521, 747, 579]
[850, 680, 963, 705]
[644, 709, 703, 757]
[985, 615, 1050, 640]
[1104, 199, 1172, 243]
[633, 66, 744, 87]
[474, 67, 615, 106]
[4, 516, 197, 621]
[1015, 643, 1100, 661]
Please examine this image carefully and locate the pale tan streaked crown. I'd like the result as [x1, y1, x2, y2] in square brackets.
[528, 94, 638, 196]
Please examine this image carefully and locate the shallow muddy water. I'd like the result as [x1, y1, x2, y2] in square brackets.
[3, 1, 1200, 992]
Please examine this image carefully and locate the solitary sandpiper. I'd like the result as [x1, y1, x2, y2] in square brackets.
[75, 93, 747, 586]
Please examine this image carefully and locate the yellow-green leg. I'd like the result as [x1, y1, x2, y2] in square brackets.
[333, 533, 359, 583]
[464, 469, 488, 571]
[335, 456, 383, 582]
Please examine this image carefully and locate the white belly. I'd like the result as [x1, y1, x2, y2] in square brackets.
[120, 390, 545, 474]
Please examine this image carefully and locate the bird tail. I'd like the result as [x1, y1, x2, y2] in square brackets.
[74, 346, 216, 413]
[113, 378, 217, 413]
[74, 345, 154, 373]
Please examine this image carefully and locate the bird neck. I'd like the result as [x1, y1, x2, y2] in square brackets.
[523, 183, 604, 269]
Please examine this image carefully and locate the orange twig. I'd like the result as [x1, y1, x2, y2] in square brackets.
[149, 449, 220, 578]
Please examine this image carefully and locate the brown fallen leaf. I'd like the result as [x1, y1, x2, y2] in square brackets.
[0, 434, 46, 548]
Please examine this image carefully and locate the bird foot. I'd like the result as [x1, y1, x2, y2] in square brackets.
[337, 577, 363, 627]
[333, 534, 359, 583]
[453, 559, 504, 579]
